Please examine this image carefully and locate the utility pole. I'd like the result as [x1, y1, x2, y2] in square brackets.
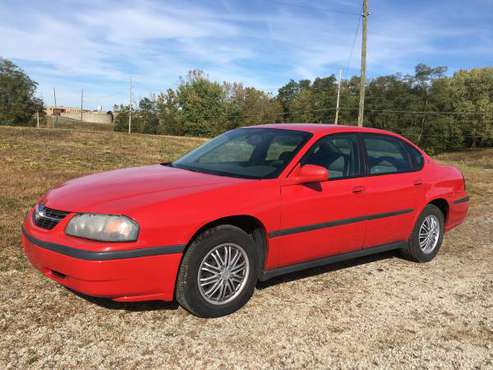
[80, 89, 84, 122]
[334, 69, 343, 125]
[36, 111, 40, 128]
[53, 87, 57, 128]
[357, 0, 369, 127]
[128, 78, 133, 134]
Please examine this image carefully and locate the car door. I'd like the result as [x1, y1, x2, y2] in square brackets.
[275, 133, 367, 267]
[359, 134, 425, 248]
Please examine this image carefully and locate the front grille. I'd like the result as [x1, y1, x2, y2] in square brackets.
[33, 204, 69, 230]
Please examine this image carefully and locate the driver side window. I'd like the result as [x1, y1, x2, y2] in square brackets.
[301, 134, 361, 180]
[363, 135, 412, 175]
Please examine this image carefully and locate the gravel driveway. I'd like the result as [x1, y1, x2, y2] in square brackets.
[0, 127, 491, 368]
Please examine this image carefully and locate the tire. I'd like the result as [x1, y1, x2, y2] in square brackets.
[176, 225, 258, 318]
[402, 204, 445, 262]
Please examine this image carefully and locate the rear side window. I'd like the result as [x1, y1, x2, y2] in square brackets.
[301, 134, 361, 180]
[362, 135, 413, 175]
[404, 143, 424, 170]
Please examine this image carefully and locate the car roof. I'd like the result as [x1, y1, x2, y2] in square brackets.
[245, 123, 426, 154]
[247, 123, 394, 136]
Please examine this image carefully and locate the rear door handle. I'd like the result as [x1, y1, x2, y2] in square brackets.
[352, 185, 365, 193]
[413, 179, 423, 186]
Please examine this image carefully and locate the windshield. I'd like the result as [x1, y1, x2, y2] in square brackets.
[172, 128, 312, 179]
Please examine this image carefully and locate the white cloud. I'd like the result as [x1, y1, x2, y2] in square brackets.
[79, 2, 239, 43]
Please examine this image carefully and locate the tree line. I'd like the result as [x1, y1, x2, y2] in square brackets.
[1, 57, 492, 153]
[114, 66, 493, 153]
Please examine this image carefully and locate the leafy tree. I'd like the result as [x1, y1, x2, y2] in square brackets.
[224, 83, 281, 128]
[277, 80, 301, 121]
[449, 68, 493, 147]
[337, 76, 360, 125]
[289, 86, 315, 122]
[0, 58, 44, 125]
[277, 78, 337, 123]
[177, 70, 226, 136]
[311, 75, 338, 123]
[408, 64, 448, 144]
[157, 89, 182, 135]
[365, 74, 413, 130]
[113, 105, 130, 132]
[139, 97, 159, 134]
[223, 82, 244, 130]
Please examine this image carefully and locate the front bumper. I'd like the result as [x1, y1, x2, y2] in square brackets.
[22, 217, 184, 302]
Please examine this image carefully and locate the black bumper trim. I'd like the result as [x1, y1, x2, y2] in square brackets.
[453, 196, 470, 205]
[21, 227, 185, 261]
[268, 208, 414, 238]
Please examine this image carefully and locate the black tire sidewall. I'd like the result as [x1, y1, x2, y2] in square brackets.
[408, 204, 445, 262]
[177, 226, 258, 318]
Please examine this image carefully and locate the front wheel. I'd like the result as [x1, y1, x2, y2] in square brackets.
[176, 225, 258, 318]
[402, 204, 445, 262]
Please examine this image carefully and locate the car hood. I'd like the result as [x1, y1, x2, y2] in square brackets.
[42, 164, 246, 213]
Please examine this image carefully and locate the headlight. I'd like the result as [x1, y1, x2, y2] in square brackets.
[65, 214, 139, 242]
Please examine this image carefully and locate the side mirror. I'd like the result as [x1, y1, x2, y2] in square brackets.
[285, 164, 329, 185]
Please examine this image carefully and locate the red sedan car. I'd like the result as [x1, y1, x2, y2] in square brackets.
[22, 124, 469, 317]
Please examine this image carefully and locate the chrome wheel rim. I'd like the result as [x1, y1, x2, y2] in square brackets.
[418, 215, 440, 254]
[197, 243, 249, 305]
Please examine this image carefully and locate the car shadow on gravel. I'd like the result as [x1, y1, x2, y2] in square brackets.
[68, 290, 179, 312]
[67, 251, 399, 311]
[257, 250, 400, 289]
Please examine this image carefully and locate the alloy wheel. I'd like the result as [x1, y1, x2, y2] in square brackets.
[197, 243, 250, 305]
[418, 214, 440, 254]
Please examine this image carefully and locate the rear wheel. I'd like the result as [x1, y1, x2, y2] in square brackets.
[176, 225, 258, 318]
[402, 204, 444, 262]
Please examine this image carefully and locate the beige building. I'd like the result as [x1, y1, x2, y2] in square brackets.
[45, 106, 113, 124]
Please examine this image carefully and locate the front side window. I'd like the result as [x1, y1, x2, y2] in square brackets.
[172, 128, 311, 179]
[301, 134, 361, 180]
[363, 135, 413, 175]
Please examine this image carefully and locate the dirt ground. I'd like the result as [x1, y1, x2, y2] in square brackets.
[0, 126, 492, 369]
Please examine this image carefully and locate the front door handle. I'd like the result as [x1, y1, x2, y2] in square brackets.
[413, 179, 423, 186]
[352, 185, 365, 193]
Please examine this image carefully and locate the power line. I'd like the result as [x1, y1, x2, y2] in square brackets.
[224, 106, 493, 121]
[362, 109, 493, 116]
[141, 101, 493, 122]
[344, 14, 361, 77]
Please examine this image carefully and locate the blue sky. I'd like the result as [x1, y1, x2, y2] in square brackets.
[1, 0, 492, 110]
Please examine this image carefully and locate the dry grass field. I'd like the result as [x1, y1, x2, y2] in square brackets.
[0, 126, 492, 369]
[44, 116, 114, 132]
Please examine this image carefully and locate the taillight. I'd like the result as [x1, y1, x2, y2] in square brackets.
[461, 172, 466, 191]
